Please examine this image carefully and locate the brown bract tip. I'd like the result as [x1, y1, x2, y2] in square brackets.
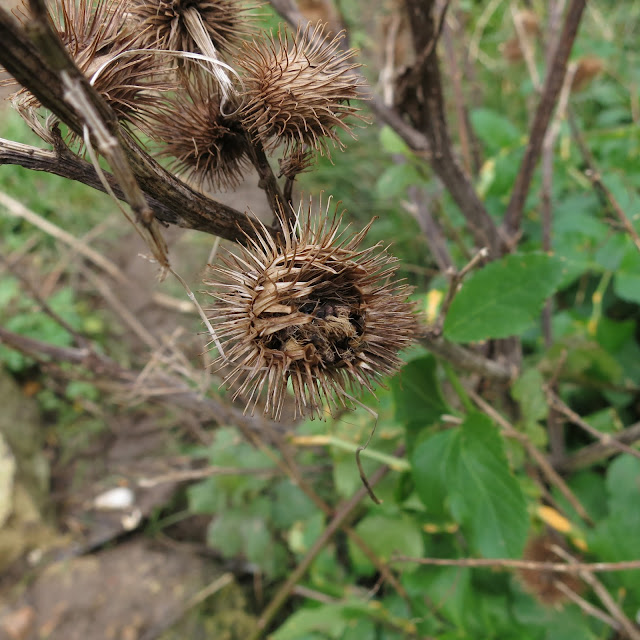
[204, 197, 418, 420]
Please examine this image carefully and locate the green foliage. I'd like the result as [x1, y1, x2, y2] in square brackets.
[0, 276, 84, 370]
[443, 253, 566, 342]
[412, 412, 528, 558]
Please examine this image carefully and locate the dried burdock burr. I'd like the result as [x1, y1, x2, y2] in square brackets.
[204, 197, 418, 420]
[570, 57, 604, 93]
[126, 0, 256, 56]
[278, 145, 315, 180]
[8, 0, 174, 136]
[151, 81, 251, 191]
[518, 534, 583, 606]
[238, 23, 365, 156]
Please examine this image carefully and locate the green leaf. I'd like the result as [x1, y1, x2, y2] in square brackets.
[411, 429, 459, 519]
[375, 163, 422, 200]
[206, 511, 246, 557]
[511, 369, 548, 446]
[271, 479, 318, 529]
[443, 253, 566, 342]
[392, 355, 450, 451]
[403, 567, 472, 630]
[411, 413, 528, 558]
[606, 455, 640, 514]
[511, 369, 547, 425]
[470, 108, 521, 153]
[380, 125, 409, 155]
[270, 604, 347, 640]
[454, 413, 528, 557]
[349, 513, 424, 576]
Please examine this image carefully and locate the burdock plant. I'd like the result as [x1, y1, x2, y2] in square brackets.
[0, 0, 418, 420]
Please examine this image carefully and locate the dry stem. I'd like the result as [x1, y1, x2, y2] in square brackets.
[503, 0, 587, 240]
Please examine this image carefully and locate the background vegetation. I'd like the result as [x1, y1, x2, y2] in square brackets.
[1, 1, 640, 639]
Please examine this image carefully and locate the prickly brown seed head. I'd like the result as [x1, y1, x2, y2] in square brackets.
[152, 82, 250, 190]
[204, 198, 418, 420]
[571, 57, 604, 93]
[278, 145, 315, 179]
[518, 534, 583, 606]
[239, 23, 365, 155]
[127, 0, 255, 54]
[9, 0, 174, 134]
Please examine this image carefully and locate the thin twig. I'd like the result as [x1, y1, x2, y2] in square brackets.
[391, 555, 640, 573]
[441, 17, 474, 175]
[503, 0, 587, 241]
[437, 247, 489, 328]
[511, 3, 541, 90]
[553, 580, 622, 630]
[547, 391, 640, 463]
[138, 465, 289, 487]
[0, 254, 90, 349]
[420, 330, 514, 382]
[0, 325, 287, 440]
[0, 189, 128, 284]
[405, 187, 454, 273]
[138, 573, 235, 640]
[539, 60, 577, 461]
[551, 545, 640, 640]
[556, 421, 640, 472]
[249, 460, 398, 640]
[567, 113, 640, 254]
[84, 269, 161, 351]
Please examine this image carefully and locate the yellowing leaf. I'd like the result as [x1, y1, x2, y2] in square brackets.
[537, 505, 572, 533]
[425, 289, 443, 323]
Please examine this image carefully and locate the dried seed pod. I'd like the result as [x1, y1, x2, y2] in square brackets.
[205, 198, 418, 420]
[239, 23, 365, 155]
[571, 57, 604, 93]
[8, 0, 174, 135]
[518, 534, 583, 606]
[152, 82, 250, 190]
[278, 145, 315, 179]
[516, 9, 540, 36]
[127, 0, 256, 55]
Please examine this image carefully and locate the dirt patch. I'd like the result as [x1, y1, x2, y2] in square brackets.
[0, 539, 207, 640]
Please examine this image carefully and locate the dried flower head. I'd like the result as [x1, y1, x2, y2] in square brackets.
[127, 0, 255, 54]
[571, 57, 604, 93]
[239, 23, 365, 154]
[152, 82, 250, 190]
[9, 0, 174, 135]
[518, 534, 583, 606]
[278, 145, 315, 179]
[204, 198, 418, 420]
